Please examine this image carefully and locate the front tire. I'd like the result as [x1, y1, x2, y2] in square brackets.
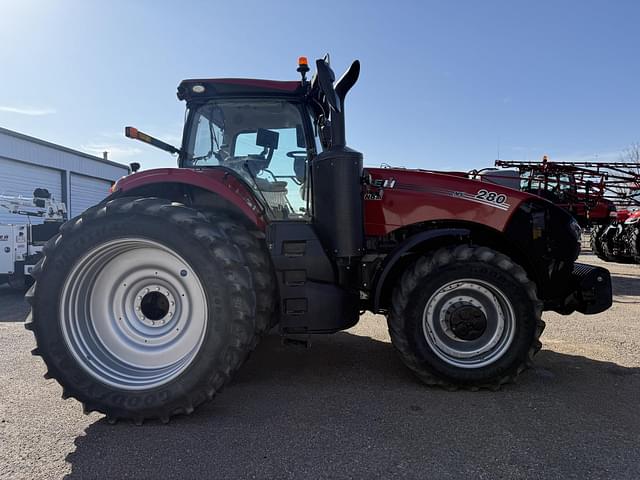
[600, 228, 624, 263]
[590, 225, 608, 261]
[388, 245, 544, 389]
[26, 197, 257, 423]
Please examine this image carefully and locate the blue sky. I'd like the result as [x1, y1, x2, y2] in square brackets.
[1, 0, 638, 171]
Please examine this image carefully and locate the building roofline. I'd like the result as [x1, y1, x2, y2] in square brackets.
[0, 125, 129, 171]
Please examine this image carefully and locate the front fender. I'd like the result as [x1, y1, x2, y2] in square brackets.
[371, 228, 471, 312]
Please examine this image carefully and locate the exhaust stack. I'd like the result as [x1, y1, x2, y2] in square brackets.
[311, 58, 364, 261]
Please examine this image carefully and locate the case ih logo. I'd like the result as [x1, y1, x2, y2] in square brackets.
[371, 178, 396, 189]
[365, 177, 396, 200]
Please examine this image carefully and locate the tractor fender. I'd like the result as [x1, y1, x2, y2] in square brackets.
[371, 227, 471, 312]
[111, 167, 266, 229]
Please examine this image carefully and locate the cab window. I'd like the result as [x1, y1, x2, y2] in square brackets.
[234, 128, 308, 216]
[183, 100, 311, 220]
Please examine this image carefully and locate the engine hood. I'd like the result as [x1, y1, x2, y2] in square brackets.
[363, 167, 543, 236]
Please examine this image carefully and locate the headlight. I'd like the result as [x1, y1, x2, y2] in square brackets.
[624, 216, 639, 225]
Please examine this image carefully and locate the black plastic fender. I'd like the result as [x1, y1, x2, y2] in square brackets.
[371, 228, 471, 312]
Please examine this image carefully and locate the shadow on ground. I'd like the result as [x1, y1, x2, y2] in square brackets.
[66, 331, 640, 479]
[0, 285, 29, 322]
[611, 274, 640, 301]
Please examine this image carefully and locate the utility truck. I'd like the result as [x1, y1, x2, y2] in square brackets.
[0, 189, 66, 289]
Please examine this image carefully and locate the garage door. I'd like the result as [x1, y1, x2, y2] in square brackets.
[69, 174, 113, 218]
[0, 157, 63, 225]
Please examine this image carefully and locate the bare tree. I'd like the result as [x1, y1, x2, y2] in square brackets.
[613, 143, 640, 205]
[621, 142, 640, 166]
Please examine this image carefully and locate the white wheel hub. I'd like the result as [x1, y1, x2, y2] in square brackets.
[60, 238, 208, 390]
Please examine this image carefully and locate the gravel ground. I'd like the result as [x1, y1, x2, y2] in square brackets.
[0, 253, 638, 479]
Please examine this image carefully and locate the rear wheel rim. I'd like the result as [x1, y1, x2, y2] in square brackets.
[60, 238, 208, 390]
[422, 279, 516, 369]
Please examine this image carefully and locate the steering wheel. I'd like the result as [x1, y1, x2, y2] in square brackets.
[286, 151, 307, 160]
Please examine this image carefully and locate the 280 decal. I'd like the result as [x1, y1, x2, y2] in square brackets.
[476, 189, 508, 205]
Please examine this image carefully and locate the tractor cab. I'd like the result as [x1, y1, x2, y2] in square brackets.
[521, 170, 576, 203]
[178, 92, 314, 220]
[126, 56, 360, 228]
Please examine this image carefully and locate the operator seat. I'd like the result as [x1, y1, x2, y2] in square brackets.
[255, 178, 289, 214]
[225, 152, 292, 213]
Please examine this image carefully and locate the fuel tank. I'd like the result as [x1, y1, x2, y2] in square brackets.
[363, 167, 535, 236]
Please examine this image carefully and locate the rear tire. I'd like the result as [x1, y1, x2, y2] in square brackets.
[26, 197, 257, 423]
[202, 212, 277, 333]
[388, 245, 544, 389]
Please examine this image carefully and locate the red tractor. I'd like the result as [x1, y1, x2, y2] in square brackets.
[490, 158, 640, 263]
[26, 57, 612, 423]
[591, 208, 640, 262]
[491, 159, 617, 228]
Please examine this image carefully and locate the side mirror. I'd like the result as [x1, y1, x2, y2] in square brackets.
[129, 162, 141, 173]
[256, 128, 279, 149]
[33, 188, 51, 199]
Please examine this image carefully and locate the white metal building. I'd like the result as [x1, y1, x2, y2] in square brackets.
[0, 126, 129, 224]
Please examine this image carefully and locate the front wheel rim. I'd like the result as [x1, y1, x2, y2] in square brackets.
[422, 279, 516, 369]
[60, 238, 208, 390]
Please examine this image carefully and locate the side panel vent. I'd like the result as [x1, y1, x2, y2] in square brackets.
[285, 298, 308, 315]
[282, 241, 306, 257]
[284, 270, 306, 286]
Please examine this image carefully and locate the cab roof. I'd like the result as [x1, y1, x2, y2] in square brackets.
[177, 78, 304, 102]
